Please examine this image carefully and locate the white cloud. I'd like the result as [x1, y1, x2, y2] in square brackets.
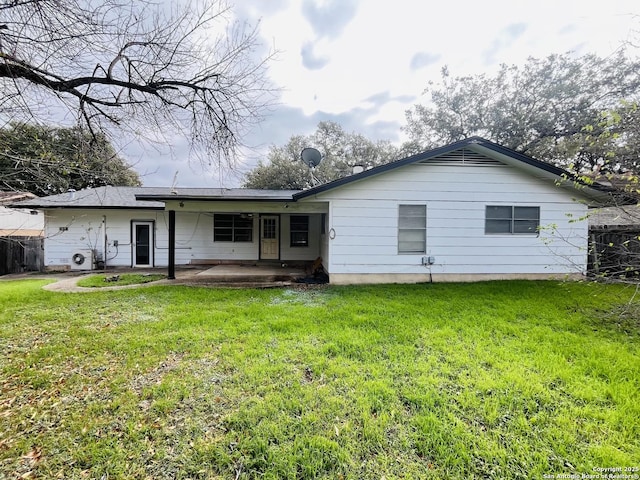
[131, 0, 639, 187]
[483, 23, 528, 65]
[410, 52, 442, 71]
[301, 0, 359, 39]
[300, 41, 331, 70]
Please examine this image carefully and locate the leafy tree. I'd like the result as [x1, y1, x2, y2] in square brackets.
[576, 102, 640, 175]
[404, 52, 640, 173]
[572, 102, 640, 282]
[243, 121, 399, 189]
[0, 0, 274, 166]
[0, 123, 140, 196]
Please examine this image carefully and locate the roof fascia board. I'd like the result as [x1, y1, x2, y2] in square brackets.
[135, 195, 293, 202]
[9, 205, 165, 210]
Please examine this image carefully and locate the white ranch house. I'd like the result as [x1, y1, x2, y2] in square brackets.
[14, 137, 613, 284]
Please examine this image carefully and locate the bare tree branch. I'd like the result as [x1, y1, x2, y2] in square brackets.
[0, 0, 276, 167]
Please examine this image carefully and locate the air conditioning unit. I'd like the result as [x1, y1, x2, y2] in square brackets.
[70, 249, 94, 271]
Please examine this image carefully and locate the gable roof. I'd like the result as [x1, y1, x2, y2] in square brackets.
[293, 136, 616, 203]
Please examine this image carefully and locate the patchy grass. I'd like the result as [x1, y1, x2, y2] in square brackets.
[76, 273, 166, 288]
[0, 280, 639, 479]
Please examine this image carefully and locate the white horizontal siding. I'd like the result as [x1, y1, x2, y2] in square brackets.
[279, 214, 322, 261]
[43, 209, 323, 268]
[0, 206, 44, 232]
[319, 163, 589, 277]
[330, 253, 585, 267]
[177, 212, 323, 262]
[332, 244, 582, 257]
[327, 189, 581, 204]
[109, 211, 169, 266]
[43, 209, 167, 268]
[327, 263, 583, 275]
[173, 213, 323, 262]
[177, 213, 258, 262]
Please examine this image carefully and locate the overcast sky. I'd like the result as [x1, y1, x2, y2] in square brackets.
[136, 0, 639, 188]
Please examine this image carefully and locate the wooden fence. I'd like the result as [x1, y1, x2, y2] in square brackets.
[0, 236, 43, 275]
[589, 229, 640, 279]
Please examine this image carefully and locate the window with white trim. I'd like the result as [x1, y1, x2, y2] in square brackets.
[485, 206, 540, 234]
[398, 204, 426, 254]
[214, 214, 253, 242]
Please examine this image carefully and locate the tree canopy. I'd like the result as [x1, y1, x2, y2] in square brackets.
[0, 0, 273, 166]
[404, 51, 640, 173]
[0, 123, 140, 196]
[243, 122, 399, 189]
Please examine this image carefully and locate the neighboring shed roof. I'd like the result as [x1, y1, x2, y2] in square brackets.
[293, 136, 617, 203]
[589, 206, 640, 229]
[10, 186, 166, 209]
[0, 191, 37, 206]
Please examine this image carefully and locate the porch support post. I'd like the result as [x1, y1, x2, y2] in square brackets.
[168, 210, 176, 280]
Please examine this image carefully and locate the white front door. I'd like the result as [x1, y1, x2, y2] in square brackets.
[132, 221, 154, 267]
[260, 216, 279, 260]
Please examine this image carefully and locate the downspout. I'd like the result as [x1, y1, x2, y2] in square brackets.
[103, 215, 107, 271]
[168, 210, 176, 279]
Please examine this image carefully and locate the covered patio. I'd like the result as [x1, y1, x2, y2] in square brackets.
[133, 189, 329, 280]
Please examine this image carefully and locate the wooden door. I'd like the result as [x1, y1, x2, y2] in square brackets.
[260, 216, 279, 260]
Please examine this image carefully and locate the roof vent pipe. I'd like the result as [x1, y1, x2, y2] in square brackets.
[352, 164, 364, 174]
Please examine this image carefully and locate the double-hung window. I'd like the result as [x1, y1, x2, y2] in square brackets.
[290, 215, 309, 247]
[214, 214, 253, 242]
[485, 206, 540, 234]
[398, 204, 426, 254]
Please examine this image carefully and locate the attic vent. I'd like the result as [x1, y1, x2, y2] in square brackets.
[419, 148, 505, 166]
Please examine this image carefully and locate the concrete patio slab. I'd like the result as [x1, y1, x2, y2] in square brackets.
[195, 264, 307, 278]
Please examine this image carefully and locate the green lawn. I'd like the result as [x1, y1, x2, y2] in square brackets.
[0, 280, 638, 479]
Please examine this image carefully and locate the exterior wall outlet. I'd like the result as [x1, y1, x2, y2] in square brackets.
[422, 256, 435, 265]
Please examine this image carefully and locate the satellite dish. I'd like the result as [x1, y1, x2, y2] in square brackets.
[300, 147, 322, 168]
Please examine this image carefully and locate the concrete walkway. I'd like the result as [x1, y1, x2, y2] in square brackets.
[42, 275, 163, 293]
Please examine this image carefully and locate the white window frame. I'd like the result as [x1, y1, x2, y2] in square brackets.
[485, 206, 540, 235]
[398, 204, 427, 254]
